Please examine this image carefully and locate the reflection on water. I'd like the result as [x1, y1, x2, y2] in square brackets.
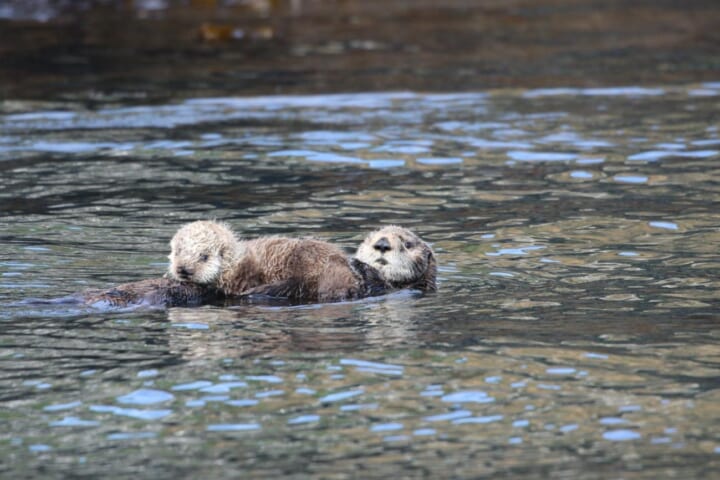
[1, 84, 720, 477]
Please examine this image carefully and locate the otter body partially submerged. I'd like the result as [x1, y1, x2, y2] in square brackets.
[20, 277, 219, 311]
[81, 277, 219, 308]
[168, 221, 390, 303]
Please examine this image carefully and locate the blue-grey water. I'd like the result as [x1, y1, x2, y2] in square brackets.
[1, 84, 720, 478]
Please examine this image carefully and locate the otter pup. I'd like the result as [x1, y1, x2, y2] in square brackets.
[167, 220, 389, 303]
[354, 225, 437, 292]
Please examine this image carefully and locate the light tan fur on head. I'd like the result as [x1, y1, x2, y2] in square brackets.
[355, 225, 437, 292]
[168, 220, 242, 286]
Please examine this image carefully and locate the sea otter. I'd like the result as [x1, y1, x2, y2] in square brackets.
[167, 220, 389, 303]
[354, 225, 437, 292]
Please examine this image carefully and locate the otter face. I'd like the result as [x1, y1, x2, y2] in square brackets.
[355, 225, 437, 291]
[167, 220, 235, 286]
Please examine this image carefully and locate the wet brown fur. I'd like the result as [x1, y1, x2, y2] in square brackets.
[227, 237, 380, 302]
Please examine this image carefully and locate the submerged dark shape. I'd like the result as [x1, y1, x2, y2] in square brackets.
[81, 277, 220, 308]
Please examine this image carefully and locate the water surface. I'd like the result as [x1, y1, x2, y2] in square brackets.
[1, 84, 720, 478]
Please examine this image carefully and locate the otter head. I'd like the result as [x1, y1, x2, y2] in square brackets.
[168, 220, 237, 286]
[355, 225, 437, 292]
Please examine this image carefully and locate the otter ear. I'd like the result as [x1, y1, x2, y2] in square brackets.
[219, 247, 225, 259]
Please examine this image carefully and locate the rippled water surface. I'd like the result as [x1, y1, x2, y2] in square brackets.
[2, 84, 720, 478]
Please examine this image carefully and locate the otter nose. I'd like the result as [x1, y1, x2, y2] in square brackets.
[373, 237, 391, 253]
[177, 266, 193, 277]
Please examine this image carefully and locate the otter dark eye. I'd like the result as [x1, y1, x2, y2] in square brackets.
[404, 241, 415, 249]
[200, 254, 209, 262]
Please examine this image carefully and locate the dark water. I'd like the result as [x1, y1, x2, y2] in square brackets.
[3, 0, 720, 102]
[2, 84, 720, 478]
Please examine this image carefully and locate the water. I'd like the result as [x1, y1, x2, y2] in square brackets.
[2, 84, 720, 478]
